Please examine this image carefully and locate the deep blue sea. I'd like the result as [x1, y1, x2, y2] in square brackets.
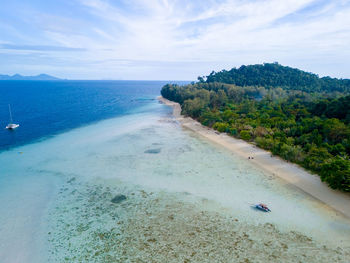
[0, 80, 186, 151]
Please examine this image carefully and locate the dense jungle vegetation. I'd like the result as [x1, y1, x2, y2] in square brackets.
[161, 63, 350, 192]
[200, 62, 350, 93]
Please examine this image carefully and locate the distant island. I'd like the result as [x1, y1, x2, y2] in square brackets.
[0, 73, 60, 80]
[161, 63, 350, 192]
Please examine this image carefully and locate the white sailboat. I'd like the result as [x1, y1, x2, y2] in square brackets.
[5, 104, 19, 130]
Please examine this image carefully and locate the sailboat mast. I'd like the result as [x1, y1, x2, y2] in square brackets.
[8, 104, 13, 123]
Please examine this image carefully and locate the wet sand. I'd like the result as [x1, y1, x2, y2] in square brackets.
[158, 96, 350, 219]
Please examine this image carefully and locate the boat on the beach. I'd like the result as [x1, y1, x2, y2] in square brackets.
[5, 104, 19, 130]
[255, 203, 271, 212]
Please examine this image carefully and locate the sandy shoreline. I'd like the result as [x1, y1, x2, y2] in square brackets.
[158, 96, 350, 219]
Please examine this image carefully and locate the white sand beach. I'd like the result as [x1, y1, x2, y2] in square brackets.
[158, 96, 350, 219]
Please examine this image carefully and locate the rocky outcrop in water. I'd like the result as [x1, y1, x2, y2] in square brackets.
[144, 148, 161, 154]
[111, 194, 126, 204]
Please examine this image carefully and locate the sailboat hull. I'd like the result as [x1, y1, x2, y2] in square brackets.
[6, 124, 19, 129]
[5, 104, 19, 130]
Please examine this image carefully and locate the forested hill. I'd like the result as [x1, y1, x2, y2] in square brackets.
[201, 63, 350, 93]
[161, 64, 350, 192]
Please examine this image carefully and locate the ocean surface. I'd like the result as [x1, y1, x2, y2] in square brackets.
[0, 80, 186, 151]
[0, 81, 349, 262]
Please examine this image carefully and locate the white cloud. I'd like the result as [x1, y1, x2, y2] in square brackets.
[1, 0, 350, 79]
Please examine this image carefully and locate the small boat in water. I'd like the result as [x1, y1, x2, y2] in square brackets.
[5, 104, 19, 130]
[255, 203, 271, 212]
[6, 123, 19, 129]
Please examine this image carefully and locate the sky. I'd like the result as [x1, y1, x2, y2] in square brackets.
[0, 0, 350, 80]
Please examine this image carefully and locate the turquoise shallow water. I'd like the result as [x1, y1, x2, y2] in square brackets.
[0, 98, 350, 262]
[0, 102, 166, 262]
[0, 80, 186, 151]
